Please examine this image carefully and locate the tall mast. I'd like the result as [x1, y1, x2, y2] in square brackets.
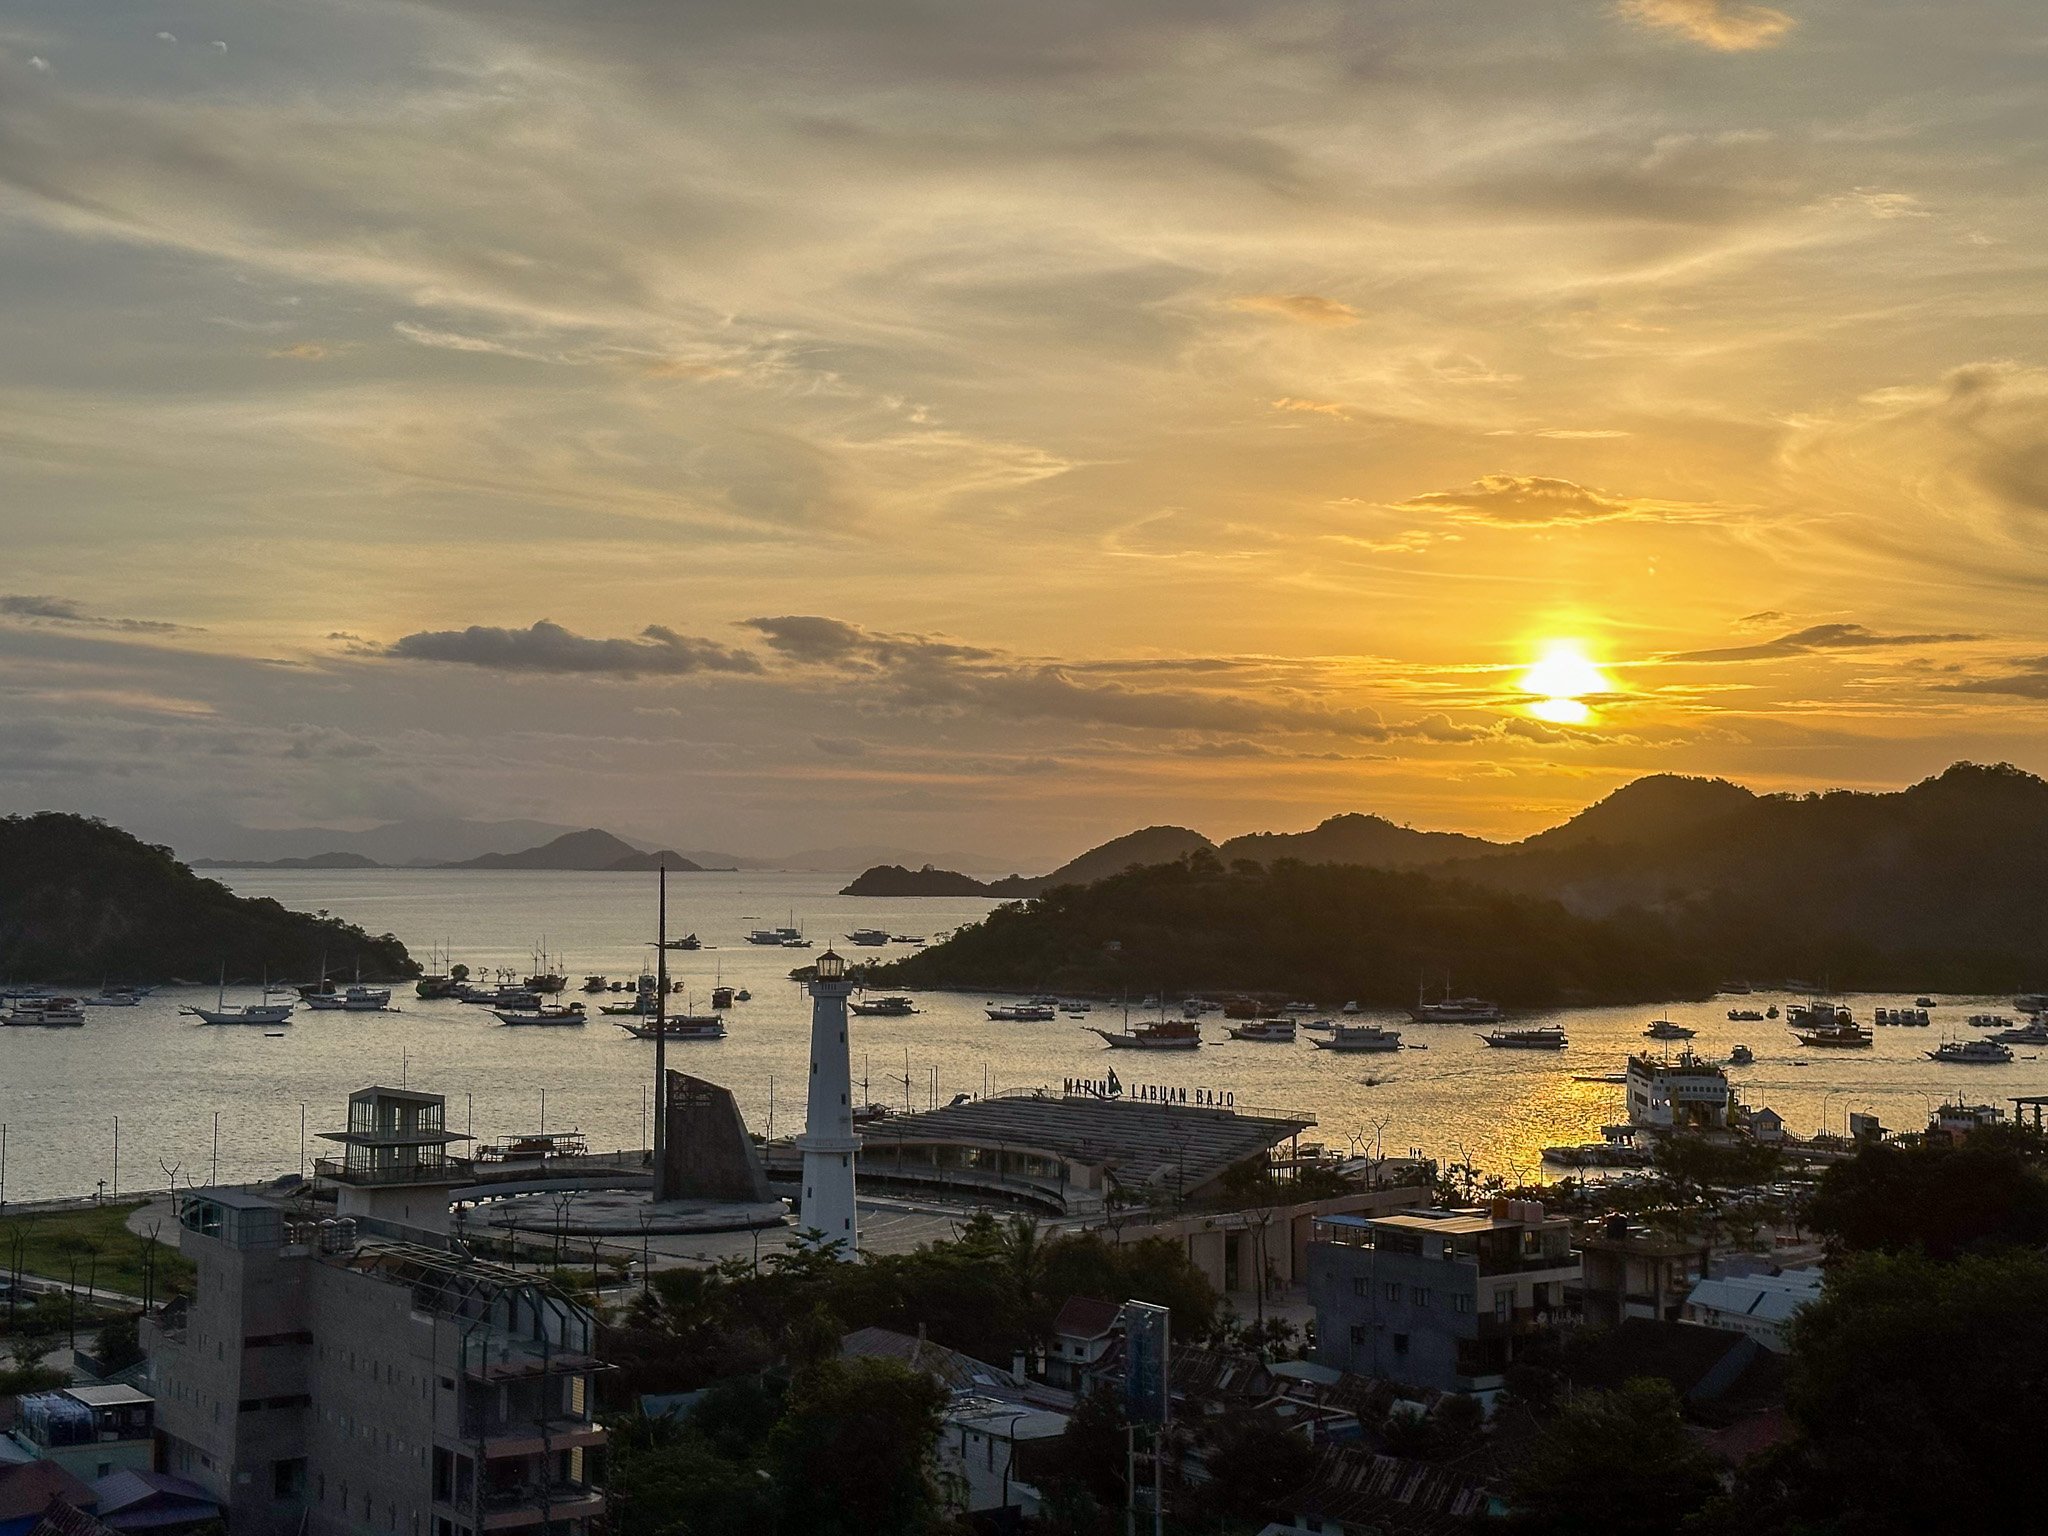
[652, 865, 669, 1202]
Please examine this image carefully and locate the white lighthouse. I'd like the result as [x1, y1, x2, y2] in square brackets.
[796, 949, 860, 1257]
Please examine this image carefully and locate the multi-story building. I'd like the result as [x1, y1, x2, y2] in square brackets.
[142, 1091, 606, 1536]
[1577, 1218, 1710, 1327]
[1306, 1201, 1579, 1397]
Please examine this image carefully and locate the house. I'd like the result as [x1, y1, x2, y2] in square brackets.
[1748, 1107, 1786, 1145]
[1682, 1269, 1823, 1353]
[88, 1473, 221, 1536]
[0, 1464, 96, 1536]
[1046, 1298, 1121, 1389]
[1577, 1219, 1710, 1327]
[1306, 1201, 1580, 1398]
[939, 1398, 1069, 1519]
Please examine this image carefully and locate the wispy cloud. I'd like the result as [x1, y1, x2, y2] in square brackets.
[1392, 474, 1725, 527]
[1231, 293, 1360, 327]
[1664, 623, 1978, 664]
[0, 594, 194, 633]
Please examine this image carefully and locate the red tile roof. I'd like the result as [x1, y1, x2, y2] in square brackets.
[1052, 1296, 1122, 1341]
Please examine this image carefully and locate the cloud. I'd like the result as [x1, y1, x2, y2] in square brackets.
[27, 56, 51, 73]
[1664, 623, 1978, 664]
[1231, 294, 1360, 327]
[378, 619, 763, 677]
[1939, 657, 2048, 701]
[811, 735, 867, 757]
[1392, 474, 1722, 527]
[1271, 397, 1349, 418]
[270, 342, 329, 361]
[0, 594, 193, 632]
[1619, 0, 1796, 52]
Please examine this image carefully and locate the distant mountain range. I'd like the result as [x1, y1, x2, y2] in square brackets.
[876, 763, 2048, 998]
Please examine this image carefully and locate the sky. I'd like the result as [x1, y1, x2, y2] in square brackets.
[2, 0, 2047, 866]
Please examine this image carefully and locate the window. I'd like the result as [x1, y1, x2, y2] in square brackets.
[1352, 1278, 1367, 1298]
[273, 1459, 307, 1499]
[1349, 1325, 1367, 1346]
[1494, 1290, 1512, 1323]
[1410, 1286, 1431, 1307]
[1453, 1293, 1474, 1314]
[1392, 1333, 1409, 1357]
[1382, 1281, 1400, 1304]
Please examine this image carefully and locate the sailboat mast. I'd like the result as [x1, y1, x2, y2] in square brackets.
[652, 865, 669, 1202]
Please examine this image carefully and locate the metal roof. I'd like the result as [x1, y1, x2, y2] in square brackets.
[857, 1092, 1309, 1190]
[62, 1385, 153, 1409]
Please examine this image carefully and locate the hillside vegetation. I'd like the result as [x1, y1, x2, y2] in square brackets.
[877, 764, 2048, 999]
[0, 813, 415, 983]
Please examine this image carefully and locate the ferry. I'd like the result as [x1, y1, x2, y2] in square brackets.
[494, 1002, 587, 1027]
[1409, 988, 1505, 1025]
[845, 929, 892, 947]
[988, 1003, 1057, 1022]
[1643, 1019, 1695, 1040]
[1312, 1022, 1404, 1053]
[617, 1015, 725, 1041]
[1929, 1039, 2014, 1065]
[1090, 1017, 1201, 1050]
[850, 995, 918, 1017]
[1479, 1026, 1567, 1049]
[4, 997, 86, 1027]
[1227, 1017, 1297, 1043]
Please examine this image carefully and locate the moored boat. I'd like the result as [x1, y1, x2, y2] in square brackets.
[1409, 987, 1504, 1024]
[987, 1003, 1057, 1022]
[1227, 1017, 1297, 1043]
[1728, 1044, 1755, 1065]
[494, 1002, 587, 1027]
[1479, 1026, 1567, 1049]
[1312, 1022, 1403, 1052]
[1929, 1038, 2014, 1065]
[1643, 1019, 1695, 1040]
[1091, 1018, 1201, 1050]
[617, 1015, 725, 1041]
[850, 995, 918, 1017]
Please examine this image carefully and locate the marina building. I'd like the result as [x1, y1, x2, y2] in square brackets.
[1306, 1201, 1580, 1397]
[141, 1180, 607, 1536]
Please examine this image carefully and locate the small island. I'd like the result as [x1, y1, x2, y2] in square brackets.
[0, 812, 415, 983]
[839, 863, 1029, 897]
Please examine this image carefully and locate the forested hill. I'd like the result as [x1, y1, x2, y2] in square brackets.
[0, 813, 416, 983]
[873, 855, 1711, 1006]
[875, 765, 2048, 1000]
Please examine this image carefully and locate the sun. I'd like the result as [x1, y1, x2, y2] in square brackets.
[1518, 639, 1611, 725]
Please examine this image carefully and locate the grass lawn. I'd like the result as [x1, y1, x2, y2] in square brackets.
[0, 1201, 194, 1301]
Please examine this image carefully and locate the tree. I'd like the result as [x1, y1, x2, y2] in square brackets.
[1767, 1249, 2048, 1535]
[1505, 1379, 1722, 1535]
[767, 1356, 950, 1536]
[93, 1313, 142, 1371]
[1201, 1410, 1316, 1523]
[1804, 1125, 2048, 1258]
[607, 1413, 779, 1536]
[1034, 1385, 1128, 1536]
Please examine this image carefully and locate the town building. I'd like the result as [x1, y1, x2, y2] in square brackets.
[2, 1390, 155, 1484]
[939, 1398, 1068, 1520]
[142, 1098, 609, 1536]
[1045, 1298, 1121, 1390]
[1305, 1201, 1580, 1397]
[1626, 1053, 1731, 1132]
[1577, 1218, 1711, 1327]
[1682, 1269, 1824, 1353]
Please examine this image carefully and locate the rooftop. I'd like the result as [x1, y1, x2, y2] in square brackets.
[856, 1091, 1311, 1191]
[60, 1387, 152, 1410]
[1051, 1296, 1122, 1341]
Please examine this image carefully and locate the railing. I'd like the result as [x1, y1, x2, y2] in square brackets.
[313, 1157, 468, 1187]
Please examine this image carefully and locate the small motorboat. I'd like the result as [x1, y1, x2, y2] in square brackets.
[1728, 1043, 1755, 1065]
[1644, 1019, 1695, 1040]
[1228, 1017, 1297, 1043]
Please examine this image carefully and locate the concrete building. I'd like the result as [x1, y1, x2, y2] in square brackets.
[1682, 1269, 1824, 1353]
[313, 1087, 474, 1235]
[4, 1390, 155, 1484]
[142, 1183, 606, 1536]
[1578, 1219, 1710, 1328]
[1046, 1298, 1121, 1390]
[940, 1399, 1067, 1520]
[1306, 1201, 1579, 1397]
[1114, 1185, 1432, 1298]
[796, 950, 860, 1255]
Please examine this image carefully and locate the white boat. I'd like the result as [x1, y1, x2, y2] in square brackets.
[1281, 1001, 1317, 1015]
[1409, 987, 1504, 1024]
[987, 1004, 1057, 1022]
[1643, 1019, 1695, 1040]
[83, 987, 145, 1007]
[309, 983, 394, 1013]
[1339, 1000, 1361, 1015]
[1227, 1018, 1297, 1043]
[1312, 1022, 1403, 1053]
[183, 970, 295, 1026]
[1992, 1021, 2048, 1045]
[844, 929, 891, 947]
[5, 998, 86, 1027]
[746, 925, 803, 946]
[1929, 1039, 2013, 1065]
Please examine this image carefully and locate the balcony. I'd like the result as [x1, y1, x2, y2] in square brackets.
[470, 1420, 607, 1460]
[1475, 1304, 1579, 1339]
[475, 1482, 605, 1531]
